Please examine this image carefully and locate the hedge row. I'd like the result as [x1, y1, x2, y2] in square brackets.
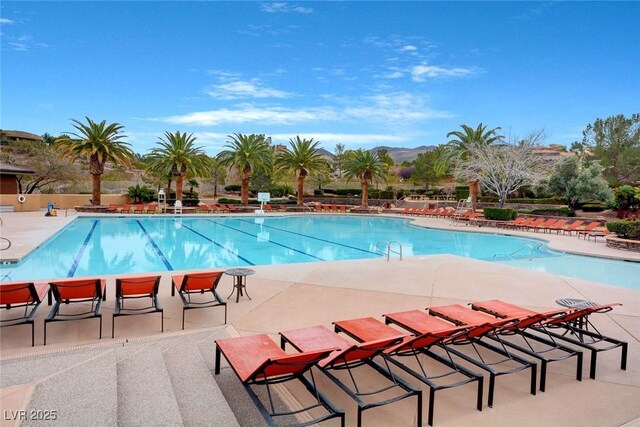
[606, 221, 640, 239]
[479, 197, 568, 205]
[483, 207, 517, 221]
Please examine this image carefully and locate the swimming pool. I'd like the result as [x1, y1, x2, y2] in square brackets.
[1, 215, 638, 289]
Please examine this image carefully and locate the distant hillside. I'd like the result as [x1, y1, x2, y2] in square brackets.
[318, 146, 436, 163]
[371, 145, 436, 163]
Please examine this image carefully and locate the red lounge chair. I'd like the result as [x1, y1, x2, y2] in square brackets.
[525, 218, 549, 231]
[146, 203, 158, 214]
[119, 203, 132, 213]
[171, 271, 227, 329]
[542, 219, 568, 233]
[467, 300, 583, 391]
[322, 204, 331, 212]
[336, 315, 483, 426]
[471, 299, 627, 379]
[531, 218, 559, 232]
[133, 203, 145, 214]
[503, 217, 533, 229]
[105, 204, 118, 213]
[338, 205, 348, 213]
[215, 204, 230, 213]
[575, 222, 602, 238]
[44, 278, 106, 345]
[496, 217, 525, 228]
[112, 275, 163, 338]
[425, 305, 537, 406]
[0, 281, 49, 346]
[215, 334, 346, 427]
[538, 301, 626, 379]
[280, 323, 421, 427]
[560, 220, 584, 235]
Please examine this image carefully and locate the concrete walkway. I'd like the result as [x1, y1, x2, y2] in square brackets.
[1, 211, 639, 426]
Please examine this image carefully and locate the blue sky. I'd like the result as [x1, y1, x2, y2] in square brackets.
[1, 1, 638, 156]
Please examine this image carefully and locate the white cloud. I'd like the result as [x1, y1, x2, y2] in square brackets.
[261, 3, 313, 14]
[270, 133, 409, 147]
[9, 42, 27, 51]
[0, 18, 15, 25]
[156, 106, 337, 126]
[205, 80, 291, 100]
[401, 45, 417, 52]
[411, 62, 476, 81]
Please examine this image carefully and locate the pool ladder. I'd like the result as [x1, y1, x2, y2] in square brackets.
[493, 243, 542, 261]
[376, 240, 403, 261]
[0, 218, 10, 251]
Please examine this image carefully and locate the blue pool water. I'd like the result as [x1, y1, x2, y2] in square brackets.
[1, 216, 638, 289]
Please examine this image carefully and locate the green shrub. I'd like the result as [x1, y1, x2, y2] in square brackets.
[581, 203, 605, 212]
[480, 197, 568, 205]
[530, 207, 574, 217]
[483, 207, 517, 221]
[314, 189, 324, 196]
[217, 197, 241, 204]
[167, 198, 199, 207]
[335, 188, 361, 196]
[224, 184, 241, 192]
[606, 221, 640, 239]
[455, 186, 469, 200]
[268, 184, 294, 197]
[323, 188, 335, 194]
[368, 189, 380, 199]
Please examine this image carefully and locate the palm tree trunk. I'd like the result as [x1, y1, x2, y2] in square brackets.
[176, 175, 184, 201]
[297, 176, 305, 206]
[361, 178, 369, 208]
[241, 177, 250, 205]
[92, 174, 101, 205]
[469, 180, 479, 211]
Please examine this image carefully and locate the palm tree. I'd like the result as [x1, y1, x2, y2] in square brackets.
[56, 117, 134, 206]
[442, 123, 503, 210]
[277, 136, 329, 206]
[146, 131, 212, 201]
[217, 133, 272, 205]
[343, 149, 388, 208]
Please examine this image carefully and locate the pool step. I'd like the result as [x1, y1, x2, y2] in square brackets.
[163, 332, 239, 426]
[116, 342, 183, 426]
[0, 349, 119, 426]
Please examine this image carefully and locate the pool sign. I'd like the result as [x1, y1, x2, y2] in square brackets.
[258, 192, 271, 202]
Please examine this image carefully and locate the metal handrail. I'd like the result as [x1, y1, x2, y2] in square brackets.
[375, 240, 403, 261]
[493, 243, 541, 261]
[0, 237, 11, 251]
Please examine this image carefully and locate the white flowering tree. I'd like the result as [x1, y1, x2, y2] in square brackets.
[456, 130, 552, 207]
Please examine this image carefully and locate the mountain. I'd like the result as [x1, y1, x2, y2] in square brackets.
[316, 145, 437, 163]
[371, 145, 437, 163]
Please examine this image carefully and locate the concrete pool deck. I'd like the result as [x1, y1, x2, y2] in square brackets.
[0, 211, 639, 426]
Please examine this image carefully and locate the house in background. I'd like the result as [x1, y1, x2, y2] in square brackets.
[0, 163, 35, 195]
[0, 130, 43, 144]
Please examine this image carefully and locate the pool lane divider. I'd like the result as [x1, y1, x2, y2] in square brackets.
[177, 220, 255, 266]
[67, 219, 99, 277]
[207, 219, 326, 262]
[136, 220, 174, 271]
[236, 218, 379, 256]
